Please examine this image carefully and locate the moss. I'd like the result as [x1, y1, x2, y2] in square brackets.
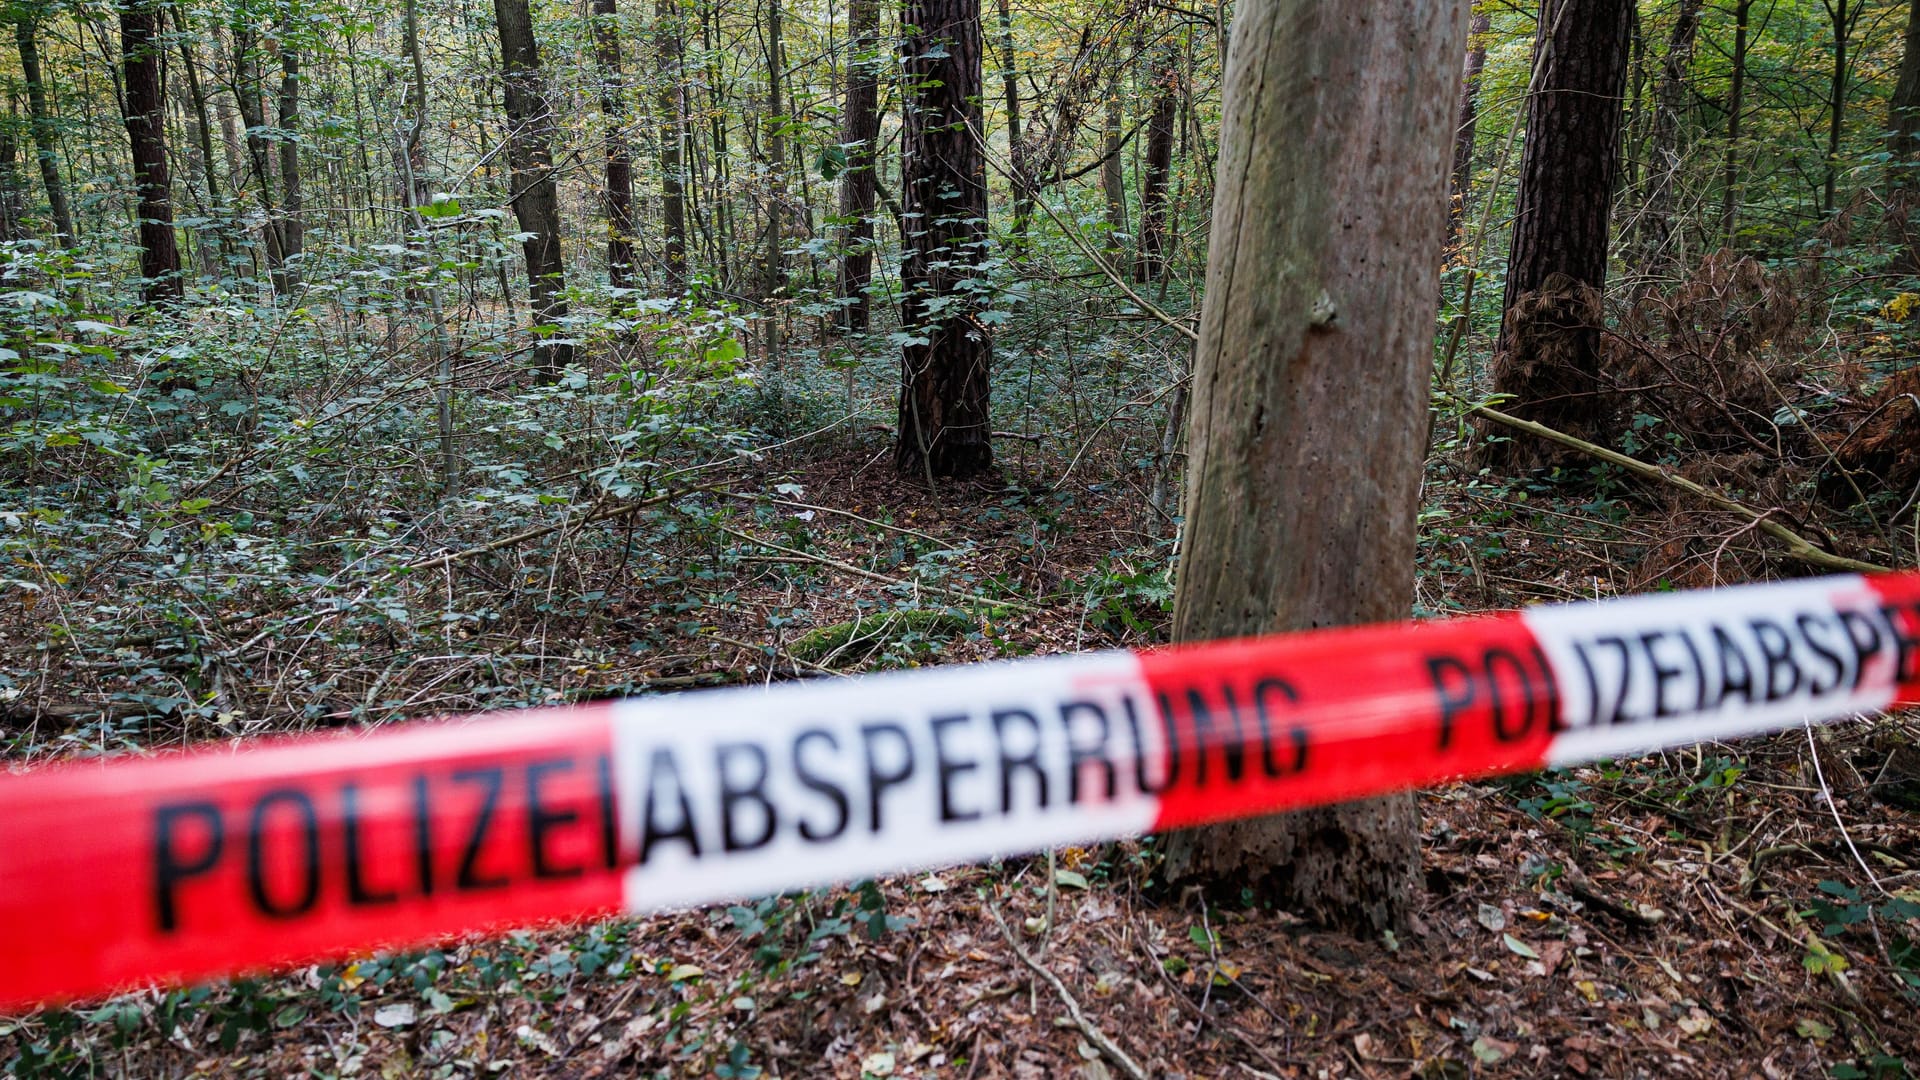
[788, 609, 974, 663]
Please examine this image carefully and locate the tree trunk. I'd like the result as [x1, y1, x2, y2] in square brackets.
[1482, 0, 1632, 471]
[1636, 0, 1702, 273]
[275, 7, 303, 286]
[1162, 0, 1465, 936]
[1101, 92, 1126, 263]
[836, 0, 880, 331]
[1448, 10, 1490, 247]
[590, 0, 636, 290]
[762, 0, 786, 299]
[1134, 46, 1177, 283]
[121, 0, 183, 303]
[231, 6, 287, 294]
[492, 0, 571, 378]
[896, 0, 992, 480]
[656, 0, 688, 285]
[1825, 0, 1854, 216]
[0, 103, 26, 243]
[996, 0, 1029, 245]
[13, 13, 73, 245]
[1721, 0, 1750, 242]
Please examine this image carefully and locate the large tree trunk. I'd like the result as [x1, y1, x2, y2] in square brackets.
[121, 0, 183, 303]
[14, 13, 73, 245]
[656, 0, 688, 285]
[1163, 0, 1465, 936]
[1134, 46, 1177, 283]
[1893, 1, 1920, 172]
[1447, 10, 1490, 247]
[1635, 0, 1702, 273]
[896, 0, 992, 480]
[493, 0, 571, 379]
[1482, 0, 1632, 471]
[836, 0, 880, 331]
[590, 0, 636, 289]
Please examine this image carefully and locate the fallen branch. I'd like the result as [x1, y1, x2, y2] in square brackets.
[990, 905, 1150, 1080]
[404, 486, 707, 574]
[709, 523, 1040, 613]
[1463, 400, 1891, 575]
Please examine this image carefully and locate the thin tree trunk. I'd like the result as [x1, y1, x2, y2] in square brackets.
[836, 0, 880, 330]
[492, 0, 571, 378]
[656, 0, 688, 284]
[896, 0, 992, 479]
[14, 14, 73, 245]
[231, 5, 288, 294]
[0, 100, 26, 242]
[1482, 0, 1633, 470]
[1721, 0, 1750, 241]
[1448, 10, 1490, 246]
[1101, 92, 1125, 263]
[1824, 0, 1854, 216]
[121, 0, 183, 303]
[275, 6, 303, 286]
[763, 0, 786, 299]
[1163, 0, 1466, 936]
[996, 0, 1028, 244]
[1134, 46, 1177, 282]
[591, 0, 636, 289]
[1636, 0, 1702, 272]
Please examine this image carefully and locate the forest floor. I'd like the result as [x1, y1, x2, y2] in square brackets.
[3, 418, 1919, 1079]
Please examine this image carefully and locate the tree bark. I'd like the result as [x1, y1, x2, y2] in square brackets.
[492, 0, 571, 378]
[591, 0, 636, 289]
[995, 0, 1029, 245]
[896, 0, 992, 480]
[274, 6, 303, 286]
[1134, 46, 1177, 282]
[1482, 0, 1632, 471]
[762, 0, 786, 298]
[1824, 0, 1856, 216]
[1447, 10, 1490, 247]
[836, 0, 880, 330]
[1636, 0, 1702, 272]
[231, 4, 288, 293]
[121, 0, 183, 303]
[0, 102, 26, 243]
[656, 0, 688, 285]
[13, 12, 73, 245]
[1721, 0, 1750, 242]
[1163, 0, 1466, 936]
[1101, 92, 1126, 263]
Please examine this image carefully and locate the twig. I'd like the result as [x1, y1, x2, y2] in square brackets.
[404, 486, 706, 573]
[1461, 399, 1890, 574]
[989, 904, 1149, 1080]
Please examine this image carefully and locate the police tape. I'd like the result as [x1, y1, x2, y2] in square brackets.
[4, 571, 1920, 1011]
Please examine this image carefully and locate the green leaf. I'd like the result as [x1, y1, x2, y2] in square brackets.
[1502, 934, 1539, 959]
[1052, 869, 1089, 891]
[419, 194, 463, 219]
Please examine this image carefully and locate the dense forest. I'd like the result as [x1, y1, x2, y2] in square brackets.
[3, 0, 1920, 1075]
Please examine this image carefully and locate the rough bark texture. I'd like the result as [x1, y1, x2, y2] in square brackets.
[0, 114, 25, 243]
[1134, 49, 1177, 282]
[1894, 0, 1920, 172]
[1825, 0, 1854, 216]
[1447, 10, 1490, 246]
[995, 0, 1029, 243]
[836, 0, 880, 330]
[1161, 0, 1465, 935]
[14, 14, 73, 245]
[493, 0, 571, 378]
[896, 0, 992, 479]
[591, 0, 636, 289]
[656, 0, 688, 284]
[232, 8, 289, 294]
[1483, 0, 1631, 471]
[121, 0, 183, 303]
[1636, 0, 1701, 272]
[1101, 93, 1126, 263]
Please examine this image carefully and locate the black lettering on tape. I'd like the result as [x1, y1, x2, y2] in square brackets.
[247, 788, 321, 919]
[929, 714, 982, 823]
[1840, 609, 1884, 690]
[1676, 628, 1709, 712]
[1482, 647, 1541, 741]
[1709, 624, 1755, 709]
[452, 766, 509, 890]
[1640, 631, 1684, 719]
[793, 728, 850, 842]
[1796, 613, 1846, 697]
[860, 722, 916, 834]
[716, 742, 778, 853]
[1882, 603, 1920, 683]
[992, 708, 1048, 813]
[1428, 654, 1475, 750]
[1749, 618, 1804, 703]
[341, 782, 399, 906]
[411, 774, 436, 896]
[152, 800, 224, 933]
[527, 757, 583, 878]
[1121, 694, 1175, 794]
[595, 754, 620, 870]
[1250, 678, 1309, 776]
[639, 747, 701, 863]
[1058, 701, 1117, 804]
[1590, 636, 1632, 726]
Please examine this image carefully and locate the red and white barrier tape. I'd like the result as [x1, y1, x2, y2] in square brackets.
[4, 572, 1919, 1010]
